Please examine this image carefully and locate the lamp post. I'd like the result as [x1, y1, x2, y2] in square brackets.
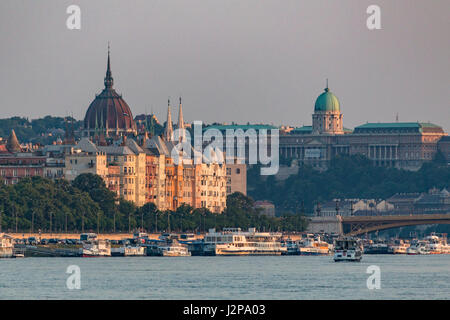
[350, 201, 354, 216]
[167, 211, 171, 233]
[113, 211, 116, 233]
[31, 209, 35, 233]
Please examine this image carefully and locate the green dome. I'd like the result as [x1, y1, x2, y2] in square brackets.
[314, 88, 340, 112]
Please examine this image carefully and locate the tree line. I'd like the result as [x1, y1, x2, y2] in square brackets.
[0, 174, 308, 233]
[248, 154, 450, 215]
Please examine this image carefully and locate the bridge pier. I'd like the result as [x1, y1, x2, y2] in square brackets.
[306, 215, 343, 235]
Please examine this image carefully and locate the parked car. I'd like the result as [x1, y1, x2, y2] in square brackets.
[40, 238, 49, 245]
[27, 237, 38, 245]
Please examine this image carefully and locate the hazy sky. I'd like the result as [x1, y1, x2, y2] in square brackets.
[0, 0, 449, 131]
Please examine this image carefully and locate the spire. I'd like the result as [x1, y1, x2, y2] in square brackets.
[164, 99, 173, 141]
[178, 96, 185, 141]
[6, 129, 21, 153]
[325, 78, 329, 92]
[104, 43, 114, 89]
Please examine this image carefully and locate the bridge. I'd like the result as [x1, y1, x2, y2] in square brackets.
[341, 214, 450, 236]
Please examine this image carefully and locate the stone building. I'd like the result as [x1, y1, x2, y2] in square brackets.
[0, 130, 45, 184]
[279, 84, 447, 170]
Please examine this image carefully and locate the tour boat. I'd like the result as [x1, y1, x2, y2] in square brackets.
[407, 240, 430, 255]
[0, 233, 14, 258]
[298, 234, 331, 256]
[425, 234, 450, 254]
[81, 239, 111, 257]
[388, 239, 410, 254]
[158, 239, 191, 257]
[281, 238, 300, 255]
[333, 237, 363, 262]
[111, 245, 146, 256]
[203, 228, 287, 256]
[364, 240, 389, 254]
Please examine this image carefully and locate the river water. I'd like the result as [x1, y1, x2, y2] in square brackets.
[1, 255, 449, 299]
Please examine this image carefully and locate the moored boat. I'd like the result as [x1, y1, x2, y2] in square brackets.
[333, 237, 363, 262]
[388, 239, 409, 254]
[81, 239, 111, 257]
[203, 228, 287, 256]
[298, 234, 331, 256]
[0, 233, 14, 258]
[426, 233, 450, 254]
[158, 239, 191, 257]
[407, 240, 430, 255]
[364, 241, 389, 254]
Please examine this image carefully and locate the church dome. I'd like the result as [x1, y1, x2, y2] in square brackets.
[314, 87, 340, 112]
[83, 50, 136, 136]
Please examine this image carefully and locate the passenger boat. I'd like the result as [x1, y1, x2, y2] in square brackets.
[111, 245, 146, 256]
[203, 228, 287, 256]
[426, 234, 450, 254]
[281, 238, 300, 255]
[0, 233, 14, 258]
[407, 240, 430, 255]
[364, 240, 389, 254]
[298, 234, 331, 256]
[388, 239, 409, 254]
[158, 239, 191, 257]
[333, 237, 363, 262]
[81, 239, 111, 257]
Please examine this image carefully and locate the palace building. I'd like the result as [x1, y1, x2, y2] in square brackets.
[279, 84, 447, 170]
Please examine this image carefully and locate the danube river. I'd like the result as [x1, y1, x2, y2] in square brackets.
[1, 255, 449, 299]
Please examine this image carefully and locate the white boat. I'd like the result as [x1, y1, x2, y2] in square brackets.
[298, 234, 331, 256]
[281, 238, 299, 255]
[158, 239, 191, 257]
[333, 237, 363, 262]
[111, 245, 146, 256]
[81, 239, 111, 257]
[0, 233, 14, 258]
[407, 240, 430, 255]
[426, 234, 450, 254]
[388, 239, 409, 254]
[203, 228, 287, 256]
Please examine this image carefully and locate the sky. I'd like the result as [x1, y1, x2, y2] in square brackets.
[0, 0, 449, 132]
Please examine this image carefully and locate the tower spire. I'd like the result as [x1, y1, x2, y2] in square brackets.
[104, 42, 114, 89]
[325, 78, 329, 92]
[164, 99, 173, 141]
[178, 96, 185, 141]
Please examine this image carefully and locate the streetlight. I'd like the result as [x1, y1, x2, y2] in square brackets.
[167, 211, 171, 233]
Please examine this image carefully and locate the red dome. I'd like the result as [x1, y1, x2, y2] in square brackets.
[83, 51, 136, 136]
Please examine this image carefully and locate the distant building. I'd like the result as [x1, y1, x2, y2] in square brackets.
[0, 130, 45, 184]
[277, 84, 447, 171]
[386, 193, 421, 213]
[315, 199, 394, 217]
[413, 188, 450, 214]
[226, 160, 247, 196]
[254, 200, 275, 217]
[438, 136, 450, 165]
